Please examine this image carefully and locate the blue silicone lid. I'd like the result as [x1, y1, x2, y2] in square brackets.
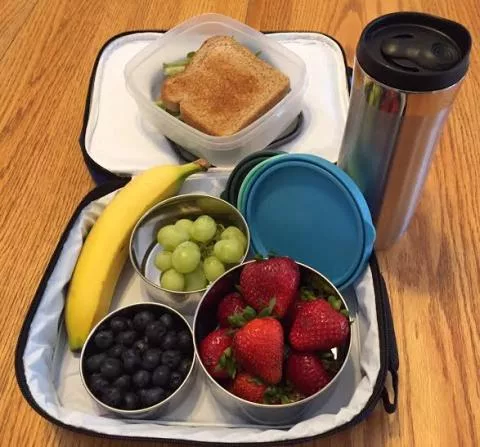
[237, 155, 287, 212]
[244, 154, 376, 290]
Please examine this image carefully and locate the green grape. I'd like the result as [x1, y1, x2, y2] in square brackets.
[172, 241, 201, 273]
[214, 239, 244, 264]
[160, 269, 185, 291]
[175, 218, 194, 234]
[190, 215, 217, 243]
[221, 226, 247, 249]
[157, 225, 189, 251]
[203, 256, 225, 282]
[154, 251, 172, 271]
[184, 263, 207, 291]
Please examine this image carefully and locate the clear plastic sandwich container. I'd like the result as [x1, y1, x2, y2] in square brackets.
[124, 13, 307, 166]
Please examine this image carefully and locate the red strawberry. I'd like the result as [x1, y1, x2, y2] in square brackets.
[286, 352, 331, 396]
[240, 257, 300, 318]
[289, 299, 350, 351]
[290, 299, 308, 320]
[217, 292, 256, 328]
[284, 288, 320, 328]
[199, 328, 234, 379]
[283, 300, 304, 331]
[231, 372, 267, 403]
[232, 317, 283, 384]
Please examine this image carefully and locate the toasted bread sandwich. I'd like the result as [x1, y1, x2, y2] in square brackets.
[159, 36, 290, 137]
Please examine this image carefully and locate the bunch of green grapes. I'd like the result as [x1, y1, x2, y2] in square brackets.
[155, 215, 247, 292]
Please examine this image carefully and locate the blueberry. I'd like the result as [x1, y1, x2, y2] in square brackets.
[159, 313, 174, 330]
[100, 358, 123, 379]
[124, 392, 140, 410]
[89, 373, 109, 395]
[141, 387, 166, 407]
[145, 321, 166, 346]
[108, 344, 126, 358]
[161, 331, 178, 350]
[109, 316, 129, 333]
[133, 310, 156, 331]
[132, 338, 149, 354]
[177, 330, 192, 353]
[121, 349, 141, 373]
[101, 387, 123, 408]
[85, 353, 107, 373]
[177, 358, 192, 377]
[116, 330, 138, 347]
[97, 323, 109, 333]
[132, 370, 151, 389]
[152, 365, 170, 387]
[113, 374, 131, 390]
[142, 349, 162, 371]
[161, 350, 181, 369]
[94, 330, 114, 350]
[169, 371, 183, 390]
[137, 388, 148, 403]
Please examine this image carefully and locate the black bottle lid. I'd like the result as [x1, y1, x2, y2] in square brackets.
[356, 12, 471, 92]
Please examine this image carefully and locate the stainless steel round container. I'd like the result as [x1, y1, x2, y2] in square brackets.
[80, 302, 196, 419]
[193, 260, 352, 426]
[129, 194, 250, 314]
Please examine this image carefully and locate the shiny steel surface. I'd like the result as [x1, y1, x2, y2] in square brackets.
[129, 194, 250, 313]
[339, 63, 463, 249]
[80, 302, 196, 419]
[193, 260, 352, 426]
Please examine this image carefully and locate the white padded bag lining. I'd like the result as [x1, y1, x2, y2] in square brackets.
[20, 31, 382, 443]
[83, 32, 350, 176]
[22, 172, 380, 443]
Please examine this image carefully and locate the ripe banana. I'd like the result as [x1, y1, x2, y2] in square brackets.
[65, 159, 210, 351]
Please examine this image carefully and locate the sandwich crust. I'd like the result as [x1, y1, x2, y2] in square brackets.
[160, 36, 290, 136]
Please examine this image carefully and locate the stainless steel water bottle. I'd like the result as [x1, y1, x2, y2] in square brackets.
[338, 12, 471, 249]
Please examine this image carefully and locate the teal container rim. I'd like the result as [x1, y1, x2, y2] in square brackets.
[241, 153, 376, 289]
[237, 154, 288, 211]
[221, 150, 286, 205]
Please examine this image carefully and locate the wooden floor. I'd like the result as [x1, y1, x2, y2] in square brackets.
[1, 1, 479, 446]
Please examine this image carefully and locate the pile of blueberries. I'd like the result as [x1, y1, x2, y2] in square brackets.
[83, 306, 193, 411]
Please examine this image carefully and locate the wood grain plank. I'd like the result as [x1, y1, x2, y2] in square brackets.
[0, 0, 248, 445]
[0, 0, 39, 60]
[246, 2, 480, 446]
[1, 0, 479, 446]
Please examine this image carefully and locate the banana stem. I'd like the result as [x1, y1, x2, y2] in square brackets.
[193, 159, 211, 171]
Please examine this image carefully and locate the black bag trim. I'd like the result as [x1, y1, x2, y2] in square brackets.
[15, 180, 398, 445]
[379, 273, 399, 413]
[78, 29, 352, 184]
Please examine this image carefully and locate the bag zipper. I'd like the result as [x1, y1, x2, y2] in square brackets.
[15, 182, 397, 445]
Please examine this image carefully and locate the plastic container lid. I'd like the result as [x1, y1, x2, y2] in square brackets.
[172, 115, 302, 163]
[220, 150, 285, 205]
[243, 154, 376, 289]
[357, 12, 471, 92]
[124, 13, 307, 166]
[237, 154, 287, 211]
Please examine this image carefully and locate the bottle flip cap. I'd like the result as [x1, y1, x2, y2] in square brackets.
[357, 12, 471, 91]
